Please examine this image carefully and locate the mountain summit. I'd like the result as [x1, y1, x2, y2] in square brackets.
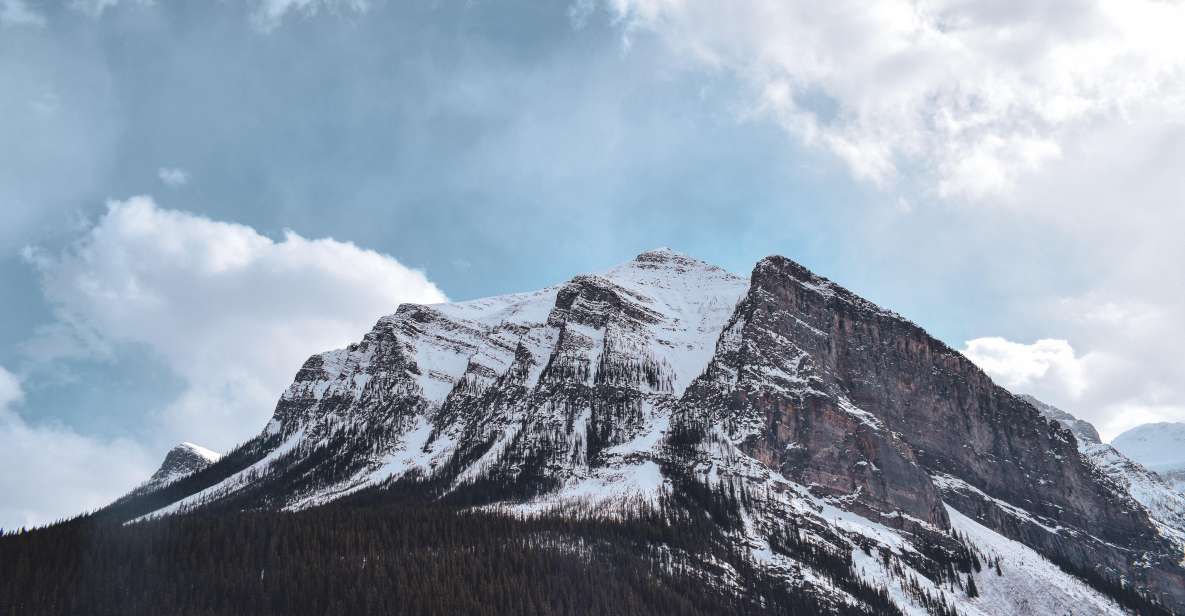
[138, 442, 222, 493]
[88, 250, 1185, 614]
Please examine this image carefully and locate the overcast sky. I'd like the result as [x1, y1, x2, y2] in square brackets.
[2, 0, 1184, 529]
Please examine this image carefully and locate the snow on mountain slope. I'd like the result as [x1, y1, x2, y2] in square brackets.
[739, 446, 1128, 616]
[1113, 422, 1185, 493]
[1113, 423, 1185, 475]
[942, 506, 1124, 616]
[136, 249, 750, 517]
[1082, 441, 1185, 547]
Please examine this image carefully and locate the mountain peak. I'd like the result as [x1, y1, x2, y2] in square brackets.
[624, 247, 727, 274]
[177, 442, 221, 461]
[143, 442, 221, 490]
[634, 246, 681, 259]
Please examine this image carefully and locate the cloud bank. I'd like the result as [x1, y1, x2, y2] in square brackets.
[607, 0, 1185, 201]
[6, 198, 446, 527]
[27, 196, 446, 449]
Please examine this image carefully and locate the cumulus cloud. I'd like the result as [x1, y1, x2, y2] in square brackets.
[157, 167, 189, 187]
[25, 196, 447, 450]
[962, 334, 1185, 441]
[962, 337, 1087, 398]
[606, 0, 1185, 201]
[0, 365, 156, 530]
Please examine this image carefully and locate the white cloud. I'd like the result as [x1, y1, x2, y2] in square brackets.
[0, 365, 19, 408]
[26, 196, 447, 450]
[0, 366, 156, 530]
[1, 0, 45, 27]
[962, 337, 1087, 399]
[962, 335, 1185, 441]
[606, 0, 1185, 201]
[157, 167, 189, 187]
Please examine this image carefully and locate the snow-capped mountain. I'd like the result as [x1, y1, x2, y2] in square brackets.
[1113, 423, 1185, 491]
[102, 249, 1185, 615]
[133, 442, 222, 494]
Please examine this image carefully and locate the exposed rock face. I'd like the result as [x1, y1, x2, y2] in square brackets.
[690, 256, 1185, 609]
[681, 259, 947, 530]
[109, 250, 1185, 614]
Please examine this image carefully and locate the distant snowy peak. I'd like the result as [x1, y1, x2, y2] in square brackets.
[143, 442, 222, 490]
[1112, 422, 1185, 473]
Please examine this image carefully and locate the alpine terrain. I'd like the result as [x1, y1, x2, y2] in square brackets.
[1113, 423, 1185, 492]
[4, 249, 1185, 616]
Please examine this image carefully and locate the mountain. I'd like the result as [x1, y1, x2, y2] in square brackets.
[1022, 395, 1185, 548]
[135, 442, 222, 493]
[7, 249, 1185, 615]
[1113, 423, 1185, 491]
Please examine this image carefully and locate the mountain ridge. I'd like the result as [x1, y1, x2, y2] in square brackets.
[86, 249, 1185, 615]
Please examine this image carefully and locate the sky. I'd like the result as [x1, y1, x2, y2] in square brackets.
[1, 0, 1184, 529]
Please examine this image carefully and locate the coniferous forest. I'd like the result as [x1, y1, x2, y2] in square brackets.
[1, 478, 908, 616]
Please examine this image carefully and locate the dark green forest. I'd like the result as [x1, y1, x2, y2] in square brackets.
[1, 479, 908, 616]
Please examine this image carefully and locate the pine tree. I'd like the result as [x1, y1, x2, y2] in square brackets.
[966, 574, 979, 598]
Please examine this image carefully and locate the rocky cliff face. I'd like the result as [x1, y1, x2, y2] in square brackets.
[1027, 396, 1185, 548]
[108, 250, 1185, 615]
